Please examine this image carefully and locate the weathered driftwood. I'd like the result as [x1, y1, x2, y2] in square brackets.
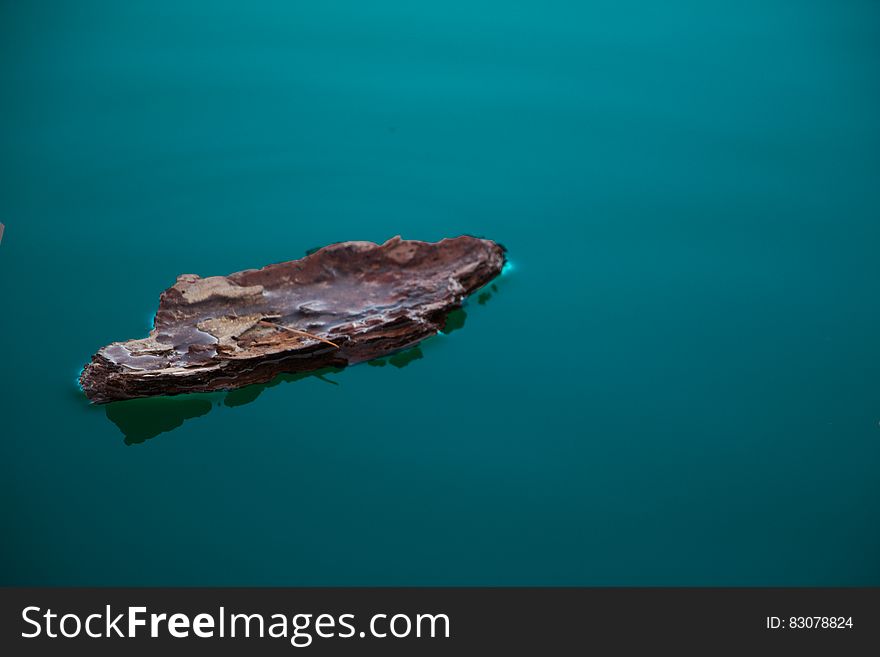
[80, 236, 505, 403]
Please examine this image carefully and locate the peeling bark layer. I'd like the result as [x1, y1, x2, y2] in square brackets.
[80, 236, 505, 403]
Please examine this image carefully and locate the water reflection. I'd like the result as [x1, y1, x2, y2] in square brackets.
[100, 277, 504, 445]
[103, 368, 346, 445]
[222, 367, 340, 407]
[106, 396, 215, 445]
[367, 345, 424, 368]
[477, 282, 499, 306]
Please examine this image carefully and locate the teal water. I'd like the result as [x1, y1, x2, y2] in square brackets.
[2, 1, 880, 585]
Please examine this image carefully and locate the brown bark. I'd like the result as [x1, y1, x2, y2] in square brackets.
[80, 236, 505, 403]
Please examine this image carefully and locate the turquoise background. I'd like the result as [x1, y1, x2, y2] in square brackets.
[1, 1, 879, 585]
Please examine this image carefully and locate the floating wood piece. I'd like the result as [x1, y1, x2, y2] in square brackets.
[80, 236, 505, 402]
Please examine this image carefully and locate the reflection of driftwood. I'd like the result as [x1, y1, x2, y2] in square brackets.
[81, 236, 505, 403]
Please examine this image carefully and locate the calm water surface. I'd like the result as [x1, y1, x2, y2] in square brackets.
[1, 1, 879, 584]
